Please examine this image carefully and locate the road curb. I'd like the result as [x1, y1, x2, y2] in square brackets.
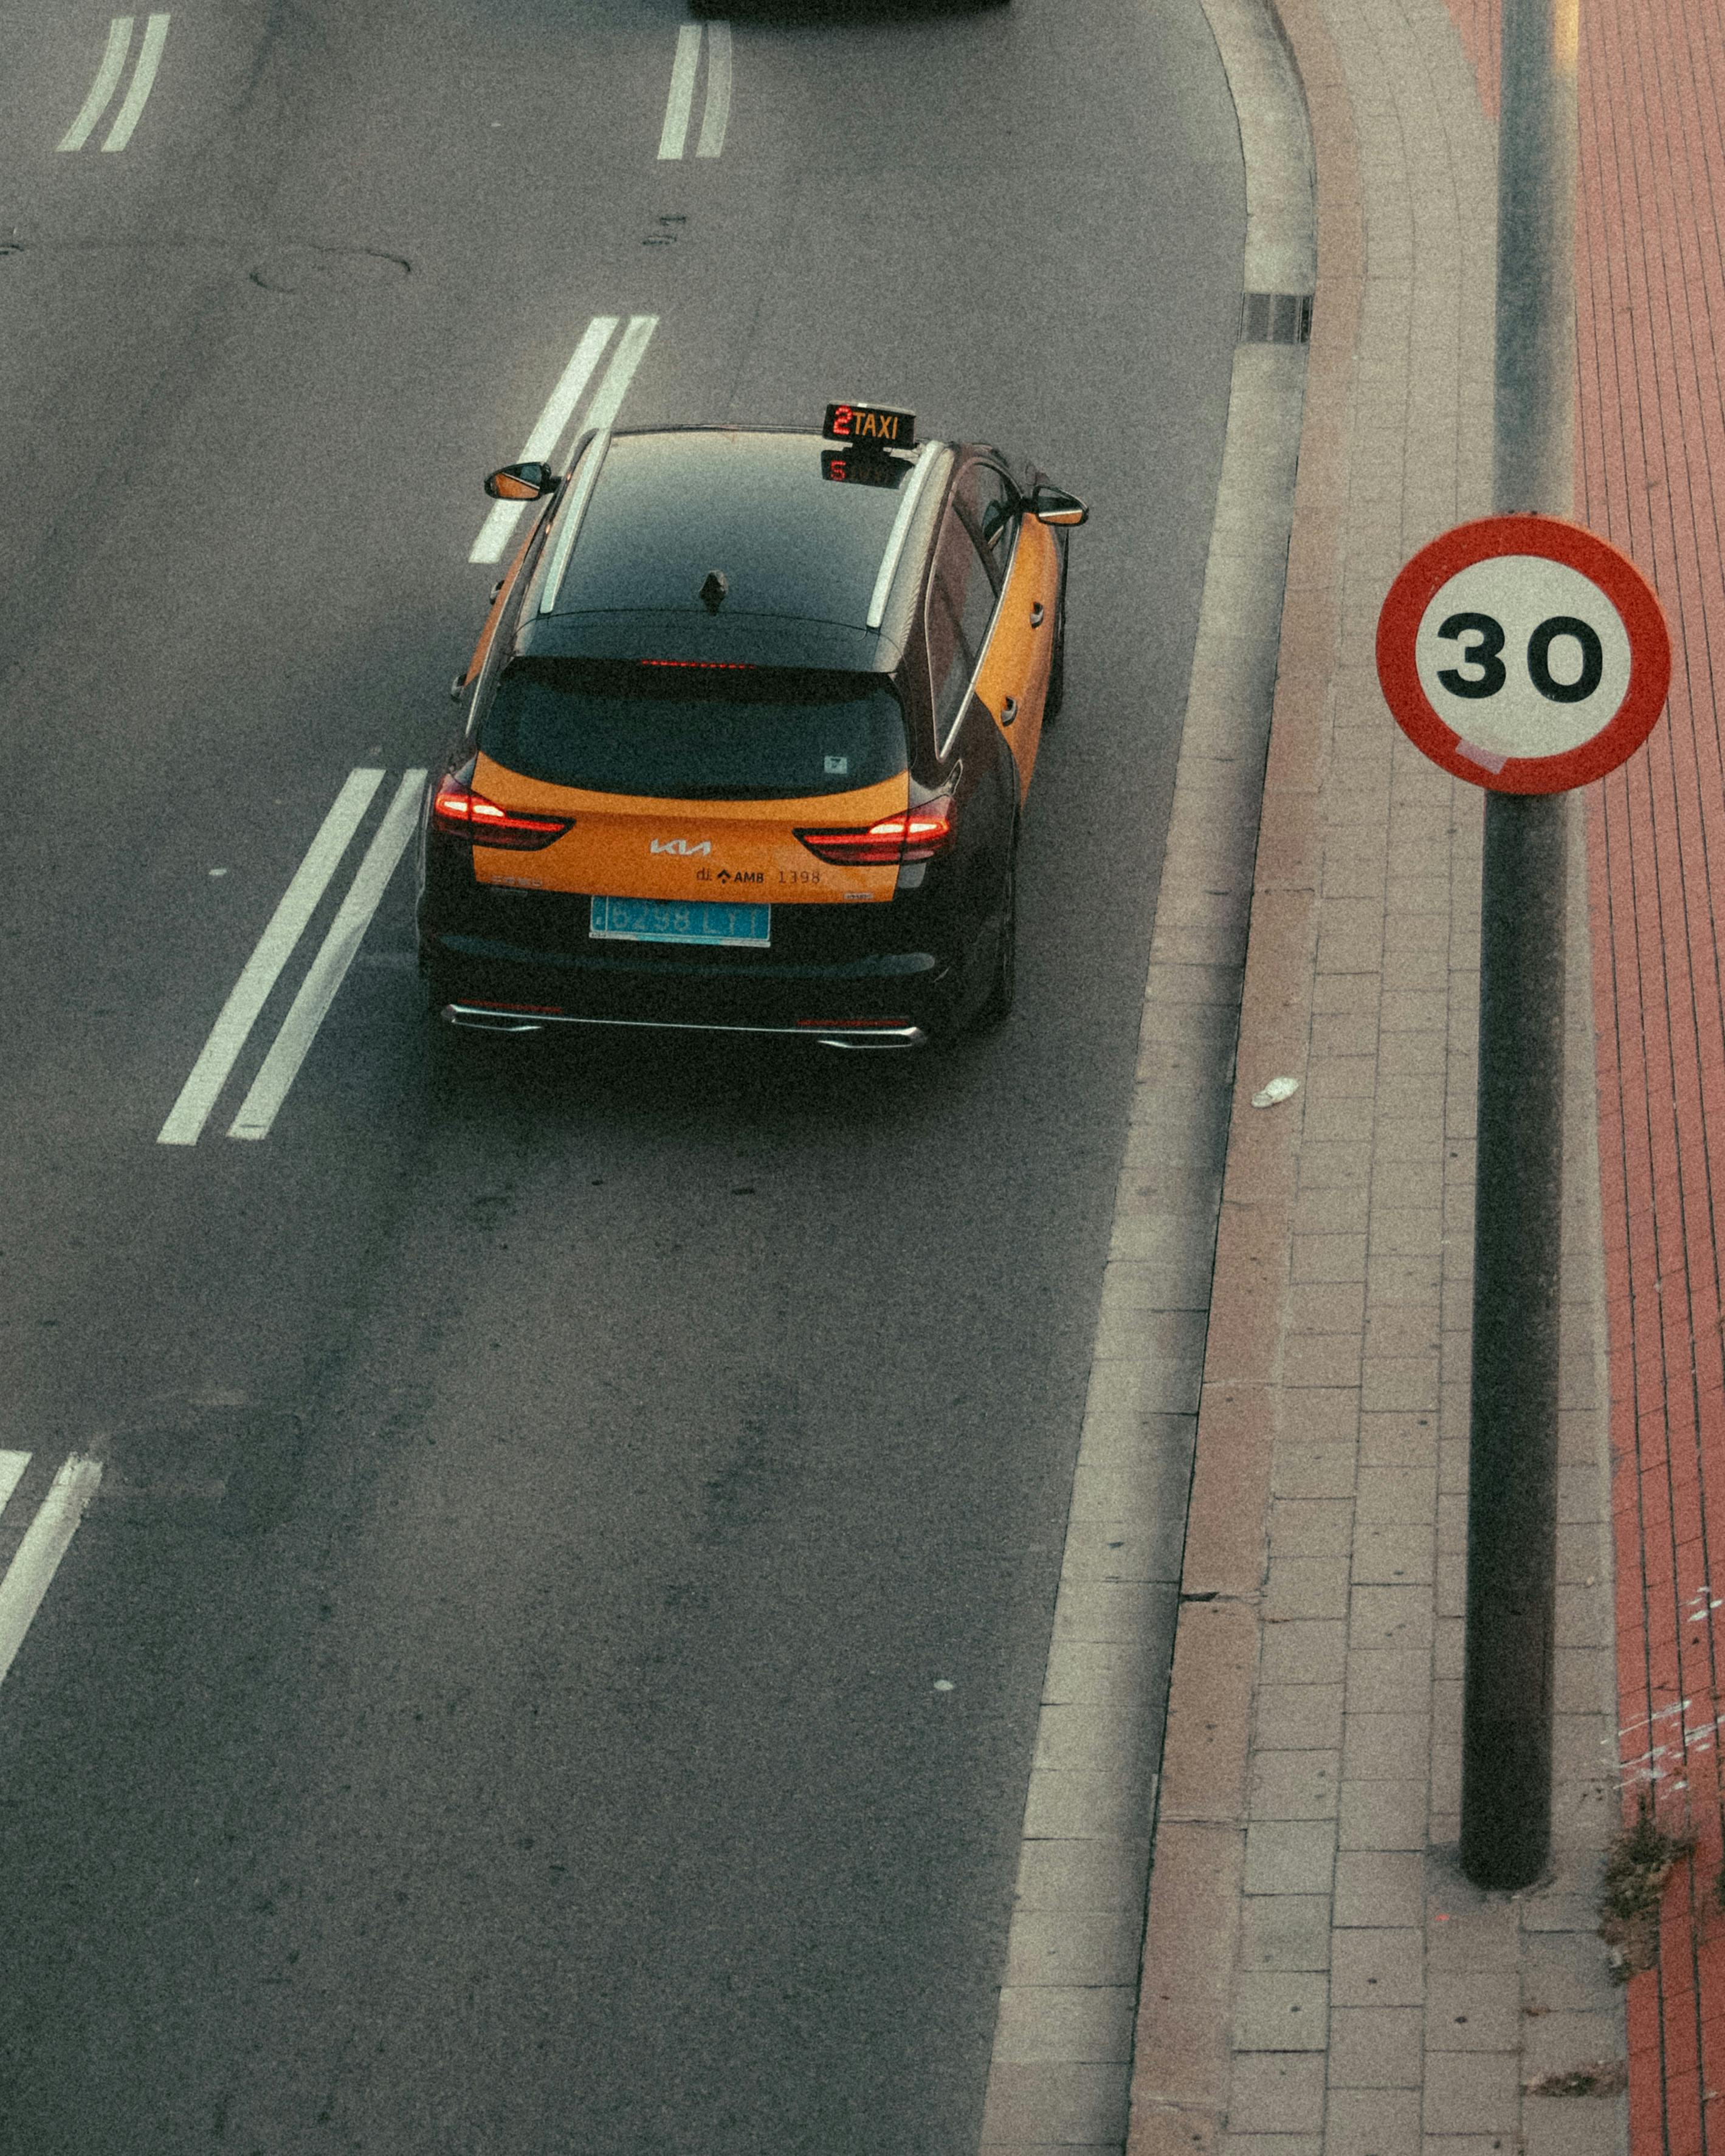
[1126, 10, 1356, 2147]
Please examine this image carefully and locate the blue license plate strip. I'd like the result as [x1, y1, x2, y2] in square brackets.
[589, 896, 771, 947]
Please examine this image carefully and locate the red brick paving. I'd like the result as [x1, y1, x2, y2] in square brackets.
[1441, 3, 1725, 2148]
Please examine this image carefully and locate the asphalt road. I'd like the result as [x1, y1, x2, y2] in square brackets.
[0, 2, 1245, 2148]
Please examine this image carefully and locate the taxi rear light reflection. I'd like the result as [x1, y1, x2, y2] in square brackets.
[432, 777, 573, 851]
[794, 797, 957, 867]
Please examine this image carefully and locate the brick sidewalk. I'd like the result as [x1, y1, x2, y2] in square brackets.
[1126, 0, 1631, 2150]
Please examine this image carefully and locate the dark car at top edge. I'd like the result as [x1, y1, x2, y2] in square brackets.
[417, 408, 1086, 1051]
[689, 2, 1007, 14]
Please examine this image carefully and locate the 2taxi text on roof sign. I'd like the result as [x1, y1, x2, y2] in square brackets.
[822, 403, 916, 448]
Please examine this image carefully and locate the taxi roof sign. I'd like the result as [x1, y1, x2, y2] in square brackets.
[823, 402, 916, 449]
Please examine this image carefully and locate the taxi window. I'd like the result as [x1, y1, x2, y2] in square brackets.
[958, 463, 1020, 581]
[927, 506, 998, 743]
[481, 659, 907, 801]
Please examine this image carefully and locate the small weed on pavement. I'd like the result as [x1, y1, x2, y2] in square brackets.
[1523, 2061, 1630, 2097]
[1599, 1799, 1694, 1980]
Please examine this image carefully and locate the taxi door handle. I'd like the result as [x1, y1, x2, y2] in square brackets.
[1001, 696, 1019, 725]
[1030, 602, 1045, 627]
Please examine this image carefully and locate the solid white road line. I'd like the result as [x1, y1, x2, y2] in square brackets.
[469, 314, 621, 565]
[658, 24, 701, 160]
[0, 1456, 103, 1693]
[102, 12, 170, 152]
[157, 769, 384, 1146]
[582, 314, 658, 433]
[0, 1454, 29, 1519]
[227, 772, 427, 1141]
[57, 15, 133, 152]
[695, 23, 732, 158]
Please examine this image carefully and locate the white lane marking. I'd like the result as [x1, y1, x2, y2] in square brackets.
[227, 772, 428, 1141]
[582, 313, 657, 432]
[0, 1454, 29, 1519]
[511, 318, 621, 464]
[469, 315, 621, 565]
[0, 1456, 103, 1694]
[658, 24, 701, 160]
[102, 11, 169, 151]
[695, 22, 732, 158]
[157, 770, 384, 1145]
[57, 15, 133, 152]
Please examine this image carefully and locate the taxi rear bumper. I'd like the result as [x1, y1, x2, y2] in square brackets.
[422, 930, 961, 1048]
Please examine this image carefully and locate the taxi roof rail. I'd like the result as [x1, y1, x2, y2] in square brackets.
[537, 429, 614, 616]
[866, 445, 942, 630]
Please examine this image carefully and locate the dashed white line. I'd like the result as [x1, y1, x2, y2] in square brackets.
[102, 11, 170, 152]
[228, 772, 427, 1141]
[57, 15, 134, 152]
[581, 313, 658, 433]
[0, 1453, 29, 1518]
[659, 22, 731, 160]
[57, 13, 169, 153]
[469, 314, 658, 567]
[0, 1456, 103, 1694]
[469, 314, 621, 565]
[695, 24, 732, 159]
[658, 24, 701, 160]
[157, 769, 384, 1145]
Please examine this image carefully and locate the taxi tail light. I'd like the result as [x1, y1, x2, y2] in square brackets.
[432, 776, 573, 851]
[794, 795, 957, 867]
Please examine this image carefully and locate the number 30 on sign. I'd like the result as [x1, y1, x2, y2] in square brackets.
[1374, 514, 1670, 792]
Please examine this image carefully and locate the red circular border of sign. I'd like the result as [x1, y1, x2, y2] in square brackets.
[1374, 513, 1672, 794]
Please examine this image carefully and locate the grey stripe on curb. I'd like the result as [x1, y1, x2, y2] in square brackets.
[974, 2, 1317, 2147]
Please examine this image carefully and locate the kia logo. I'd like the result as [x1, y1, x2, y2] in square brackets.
[650, 839, 711, 856]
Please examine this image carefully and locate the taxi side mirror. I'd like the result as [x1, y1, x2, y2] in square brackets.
[484, 461, 560, 501]
[1030, 484, 1088, 527]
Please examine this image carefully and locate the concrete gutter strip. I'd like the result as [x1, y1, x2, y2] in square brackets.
[974, 2, 1316, 2147]
[1208, 0, 1318, 297]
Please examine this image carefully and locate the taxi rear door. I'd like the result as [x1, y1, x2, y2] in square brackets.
[965, 465, 1058, 800]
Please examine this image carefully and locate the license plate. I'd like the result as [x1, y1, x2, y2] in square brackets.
[589, 896, 771, 948]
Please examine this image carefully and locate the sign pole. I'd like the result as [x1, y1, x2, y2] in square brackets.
[1459, 0, 1581, 1890]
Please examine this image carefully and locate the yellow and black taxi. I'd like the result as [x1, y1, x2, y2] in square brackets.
[417, 405, 1086, 1050]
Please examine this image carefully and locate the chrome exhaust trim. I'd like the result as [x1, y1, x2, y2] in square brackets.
[814, 1027, 926, 1051]
[441, 1004, 927, 1049]
[441, 1006, 556, 1034]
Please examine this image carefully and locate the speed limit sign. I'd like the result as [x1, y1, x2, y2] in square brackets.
[1375, 514, 1670, 792]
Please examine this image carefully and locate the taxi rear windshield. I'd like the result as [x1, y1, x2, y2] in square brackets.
[481, 659, 908, 801]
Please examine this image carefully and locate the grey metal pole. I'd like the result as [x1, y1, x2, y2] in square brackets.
[1459, 0, 1579, 1890]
